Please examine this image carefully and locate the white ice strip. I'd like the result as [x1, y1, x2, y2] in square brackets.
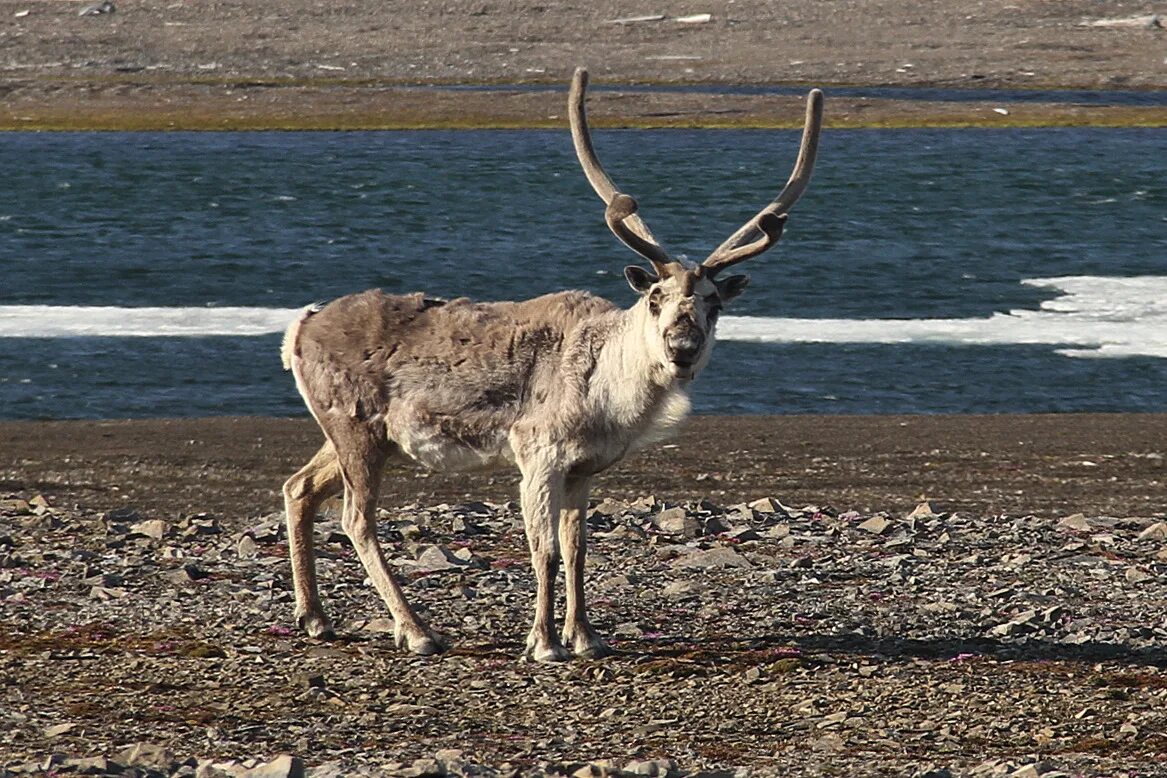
[0, 305, 301, 337]
[2, 276, 1167, 358]
[718, 314, 1167, 357]
[717, 275, 1167, 359]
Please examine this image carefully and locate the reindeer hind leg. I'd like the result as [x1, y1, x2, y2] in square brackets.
[283, 440, 343, 638]
[324, 417, 445, 656]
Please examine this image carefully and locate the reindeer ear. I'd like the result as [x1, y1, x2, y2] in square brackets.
[624, 265, 657, 294]
[715, 274, 750, 303]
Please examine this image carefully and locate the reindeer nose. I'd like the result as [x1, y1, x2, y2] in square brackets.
[665, 325, 705, 366]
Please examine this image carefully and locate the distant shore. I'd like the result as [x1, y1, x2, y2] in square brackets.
[2, 1, 1164, 130]
[3, 414, 1166, 521]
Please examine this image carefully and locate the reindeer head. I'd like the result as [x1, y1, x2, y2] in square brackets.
[568, 68, 823, 381]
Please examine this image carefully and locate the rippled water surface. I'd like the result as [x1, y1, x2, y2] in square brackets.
[1, 128, 1164, 419]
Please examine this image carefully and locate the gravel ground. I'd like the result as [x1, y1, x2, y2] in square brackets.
[2, 415, 1167, 776]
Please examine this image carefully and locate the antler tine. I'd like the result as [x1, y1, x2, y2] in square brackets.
[569, 67, 676, 276]
[702, 88, 824, 275]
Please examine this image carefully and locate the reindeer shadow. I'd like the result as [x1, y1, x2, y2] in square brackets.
[613, 631, 1167, 670]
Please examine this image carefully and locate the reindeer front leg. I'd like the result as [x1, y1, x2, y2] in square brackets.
[560, 476, 612, 658]
[518, 460, 571, 662]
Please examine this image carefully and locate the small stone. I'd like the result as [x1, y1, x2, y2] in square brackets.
[906, 501, 935, 519]
[592, 498, 628, 517]
[1058, 514, 1092, 532]
[661, 579, 702, 598]
[236, 535, 259, 559]
[1009, 763, 1054, 778]
[623, 758, 678, 777]
[1137, 522, 1167, 541]
[414, 545, 464, 572]
[913, 767, 953, 778]
[748, 497, 783, 513]
[166, 564, 210, 586]
[670, 546, 753, 569]
[298, 673, 326, 689]
[240, 755, 305, 778]
[858, 516, 892, 535]
[810, 733, 845, 752]
[43, 722, 76, 738]
[1125, 566, 1153, 584]
[70, 757, 115, 774]
[1040, 606, 1066, 623]
[653, 507, 700, 537]
[402, 757, 443, 778]
[129, 519, 168, 541]
[115, 742, 175, 772]
[362, 617, 395, 634]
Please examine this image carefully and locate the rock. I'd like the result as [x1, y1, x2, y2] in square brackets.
[1125, 566, 1153, 584]
[0, 498, 32, 515]
[1137, 522, 1167, 541]
[361, 617, 395, 634]
[591, 498, 628, 516]
[810, 733, 846, 752]
[236, 534, 259, 558]
[297, 672, 326, 689]
[1040, 605, 1066, 623]
[166, 564, 210, 586]
[661, 579, 703, 598]
[240, 755, 305, 778]
[653, 507, 700, 537]
[43, 722, 76, 737]
[129, 519, 168, 541]
[748, 497, 783, 513]
[623, 758, 678, 777]
[670, 546, 753, 569]
[858, 516, 892, 535]
[990, 611, 1038, 637]
[1058, 514, 1092, 532]
[607, 14, 665, 24]
[906, 501, 936, 519]
[78, 1, 115, 16]
[401, 757, 443, 778]
[68, 757, 119, 774]
[115, 742, 175, 772]
[913, 767, 953, 778]
[413, 545, 466, 572]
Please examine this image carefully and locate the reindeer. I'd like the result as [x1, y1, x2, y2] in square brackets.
[280, 68, 823, 662]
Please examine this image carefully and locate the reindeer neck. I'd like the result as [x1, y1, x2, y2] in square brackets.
[584, 303, 690, 436]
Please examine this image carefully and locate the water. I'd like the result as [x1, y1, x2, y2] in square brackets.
[0, 127, 1164, 419]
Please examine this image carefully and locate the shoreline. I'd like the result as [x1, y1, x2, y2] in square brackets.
[4, 413, 1166, 522]
[3, 80, 1165, 131]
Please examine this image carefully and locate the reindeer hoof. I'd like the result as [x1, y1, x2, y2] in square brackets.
[395, 623, 446, 656]
[533, 644, 572, 663]
[296, 611, 336, 640]
[573, 640, 614, 660]
[526, 634, 572, 663]
[562, 624, 612, 659]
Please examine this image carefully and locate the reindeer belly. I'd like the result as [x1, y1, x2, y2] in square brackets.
[387, 405, 516, 473]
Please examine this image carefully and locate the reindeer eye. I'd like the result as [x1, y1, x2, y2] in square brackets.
[647, 290, 663, 316]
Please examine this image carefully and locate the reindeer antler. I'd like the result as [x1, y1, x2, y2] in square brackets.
[568, 67, 678, 278]
[701, 88, 824, 275]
